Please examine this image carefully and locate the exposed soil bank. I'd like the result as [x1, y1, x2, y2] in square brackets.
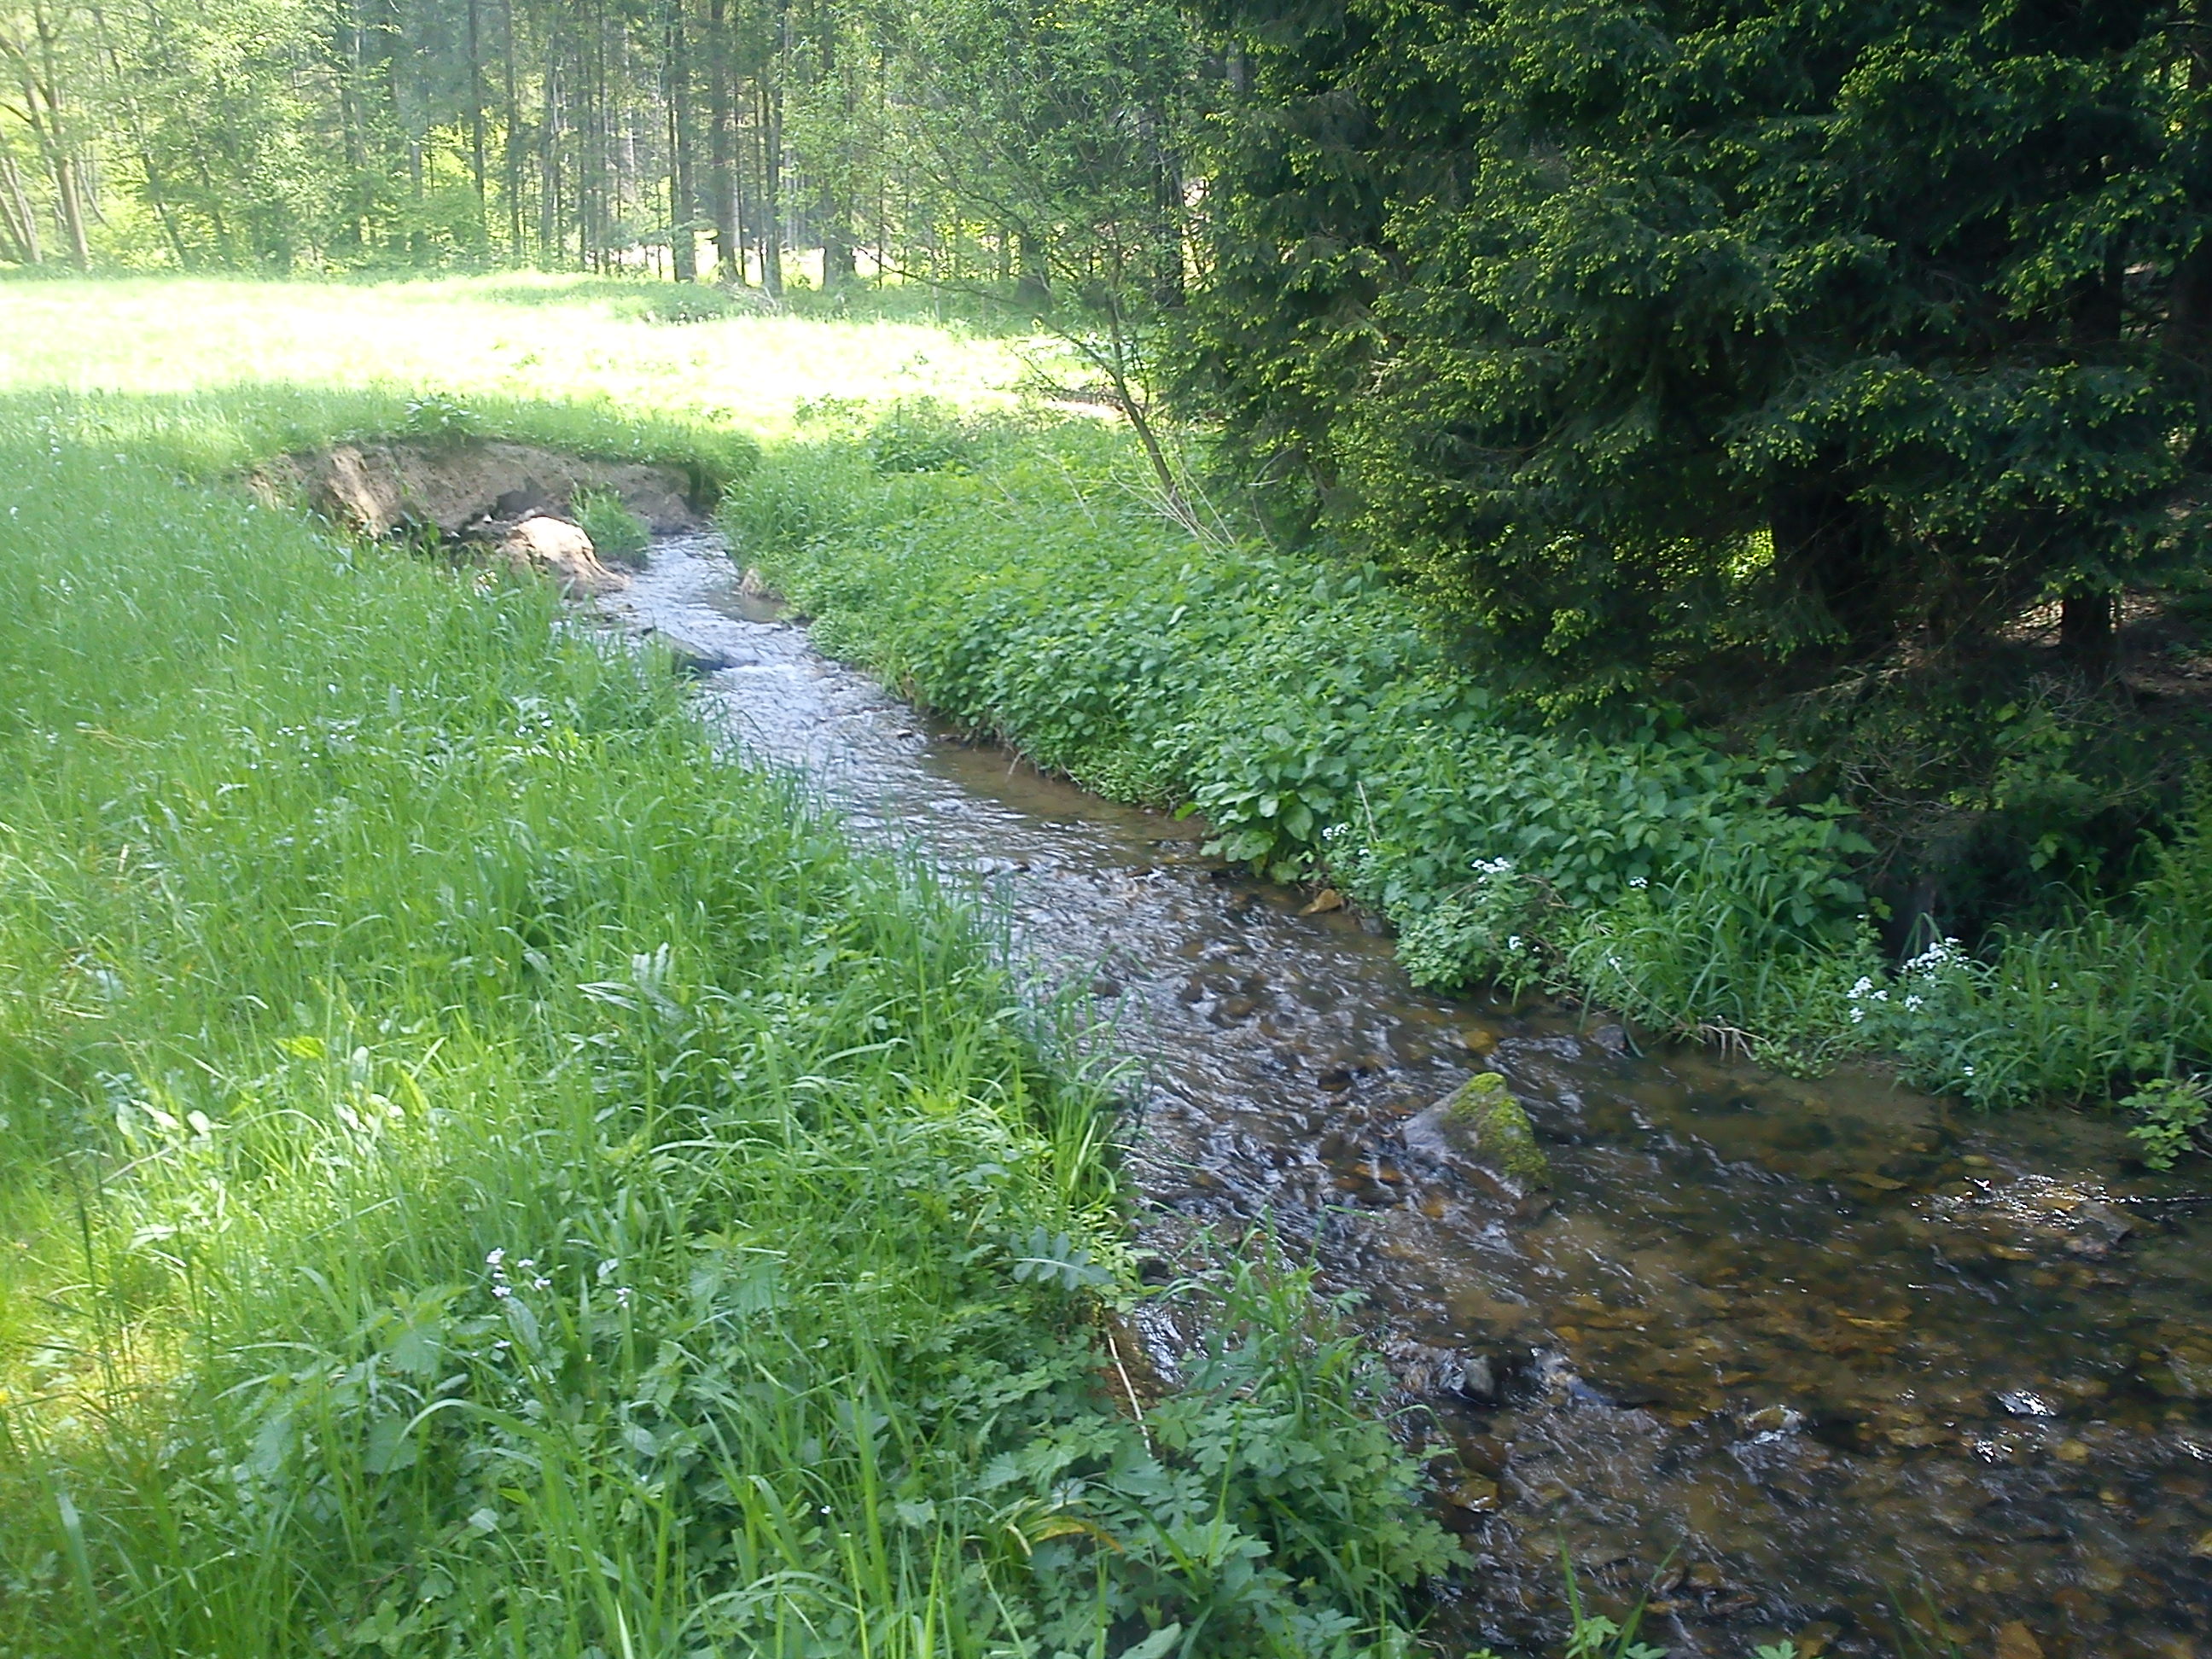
[607, 533, 2212, 1659]
[252, 438, 708, 540]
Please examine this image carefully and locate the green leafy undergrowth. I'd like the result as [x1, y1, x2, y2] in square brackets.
[722, 411, 2212, 1135]
[0, 425, 1448, 1656]
[723, 413, 1877, 1064]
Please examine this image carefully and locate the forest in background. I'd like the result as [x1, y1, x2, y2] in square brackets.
[0, 0, 1191, 292]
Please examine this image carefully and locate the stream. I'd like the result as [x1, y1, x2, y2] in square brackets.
[605, 533, 2212, 1659]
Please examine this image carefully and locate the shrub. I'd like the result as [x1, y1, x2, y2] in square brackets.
[865, 396, 991, 474]
[400, 390, 479, 443]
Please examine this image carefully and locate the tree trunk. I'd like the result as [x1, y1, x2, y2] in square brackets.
[540, 56, 562, 260]
[0, 133, 36, 262]
[1150, 125, 1184, 307]
[7, 2, 91, 267]
[666, 0, 696, 281]
[2060, 591, 2118, 675]
[467, 0, 487, 238]
[0, 103, 44, 264]
[815, 5, 853, 290]
[504, 0, 523, 257]
[759, 69, 783, 297]
[90, 3, 187, 266]
[704, 0, 739, 282]
[1016, 227, 1048, 308]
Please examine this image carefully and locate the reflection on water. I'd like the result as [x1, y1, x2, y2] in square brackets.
[607, 536, 2212, 1658]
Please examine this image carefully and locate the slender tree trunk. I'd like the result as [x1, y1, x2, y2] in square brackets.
[815, 6, 852, 289]
[6, 3, 91, 267]
[504, 0, 522, 256]
[0, 132, 37, 262]
[90, 3, 188, 265]
[758, 66, 783, 296]
[467, 0, 487, 242]
[540, 53, 562, 259]
[666, 0, 696, 280]
[1150, 118, 1184, 307]
[704, 0, 738, 282]
[1016, 227, 1047, 307]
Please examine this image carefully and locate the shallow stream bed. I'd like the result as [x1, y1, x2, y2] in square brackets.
[606, 534, 2212, 1658]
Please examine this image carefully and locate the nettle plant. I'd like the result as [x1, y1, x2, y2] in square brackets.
[2123, 1076, 2212, 1170]
[401, 391, 480, 444]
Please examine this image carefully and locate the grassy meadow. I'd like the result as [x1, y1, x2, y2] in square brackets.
[0, 277, 1451, 1657]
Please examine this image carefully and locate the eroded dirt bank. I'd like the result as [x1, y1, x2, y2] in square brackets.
[253, 438, 707, 540]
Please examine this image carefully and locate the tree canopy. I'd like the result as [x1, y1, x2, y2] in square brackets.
[1182, 0, 2212, 689]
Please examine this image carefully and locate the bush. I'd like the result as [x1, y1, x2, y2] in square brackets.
[400, 389, 479, 443]
[722, 420, 1883, 1067]
[865, 396, 993, 474]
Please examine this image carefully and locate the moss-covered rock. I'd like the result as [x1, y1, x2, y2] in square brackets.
[1442, 1072, 1551, 1186]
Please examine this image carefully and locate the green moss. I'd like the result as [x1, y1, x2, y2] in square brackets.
[1445, 1072, 1551, 1186]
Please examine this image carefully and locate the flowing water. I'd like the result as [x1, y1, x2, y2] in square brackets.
[607, 535, 2212, 1659]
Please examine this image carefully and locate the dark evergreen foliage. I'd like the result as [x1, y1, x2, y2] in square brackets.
[1181, 0, 2212, 690]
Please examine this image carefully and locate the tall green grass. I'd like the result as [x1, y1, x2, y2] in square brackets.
[0, 423, 1449, 1655]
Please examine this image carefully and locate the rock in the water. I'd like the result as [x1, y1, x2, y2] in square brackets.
[657, 637, 737, 676]
[500, 515, 626, 596]
[1381, 1338, 1499, 1403]
[1994, 1621, 2046, 1659]
[1442, 1474, 1499, 1511]
[1403, 1071, 1551, 1186]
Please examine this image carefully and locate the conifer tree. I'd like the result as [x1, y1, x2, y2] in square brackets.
[1185, 0, 2212, 687]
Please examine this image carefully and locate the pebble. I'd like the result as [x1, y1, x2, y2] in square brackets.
[1444, 1475, 1499, 1511]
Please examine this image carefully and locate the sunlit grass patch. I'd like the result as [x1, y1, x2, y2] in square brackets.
[0, 274, 1042, 457]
